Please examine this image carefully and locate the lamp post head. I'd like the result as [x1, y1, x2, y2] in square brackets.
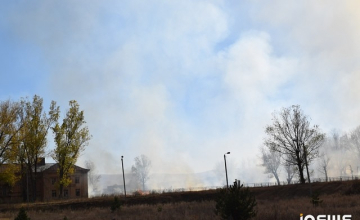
[121, 156, 123, 159]
[226, 152, 230, 154]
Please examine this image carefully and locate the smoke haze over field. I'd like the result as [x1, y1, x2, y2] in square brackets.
[1, 1, 360, 190]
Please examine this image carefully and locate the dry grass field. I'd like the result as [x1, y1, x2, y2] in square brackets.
[0, 180, 359, 220]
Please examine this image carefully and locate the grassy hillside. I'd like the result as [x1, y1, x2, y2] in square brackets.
[0, 180, 359, 219]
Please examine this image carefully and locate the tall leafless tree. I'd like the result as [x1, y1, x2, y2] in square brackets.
[85, 160, 101, 195]
[131, 155, 151, 191]
[284, 157, 296, 184]
[264, 105, 325, 184]
[318, 153, 330, 181]
[350, 126, 360, 161]
[260, 147, 281, 185]
[335, 133, 351, 176]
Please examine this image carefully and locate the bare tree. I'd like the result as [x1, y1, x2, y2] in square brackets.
[329, 130, 341, 150]
[264, 105, 325, 184]
[349, 126, 360, 160]
[336, 133, 351, 176]
[260, 147, 281, 185]
[131, 155, 151, 191]
[284, 157, 296, 184]
[318, 153, 330, 181]
[85, 160, 101, 195]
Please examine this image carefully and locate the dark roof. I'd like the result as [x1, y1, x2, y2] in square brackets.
[33, 163, 90, 173]
[32, 163, 56, 172]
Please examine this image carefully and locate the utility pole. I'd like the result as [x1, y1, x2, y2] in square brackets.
[224, 152, 230, 189]
[26, 169, 29, 203]
[121, 156, 126, 198]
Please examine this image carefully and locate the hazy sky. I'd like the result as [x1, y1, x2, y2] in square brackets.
[1, 1, 360, 184]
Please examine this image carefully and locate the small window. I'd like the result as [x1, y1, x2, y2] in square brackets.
[75, 177, 80, 184]
[2, 187, 7, 196]
[52, 190, 57, 197]
[64, 189, 68, 197]
[76, 189, 80, 196]
[51, 178, 56, 185]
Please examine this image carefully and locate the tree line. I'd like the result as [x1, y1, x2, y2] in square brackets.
[0, 95, 91, 201]
[261, 105, 360, 185]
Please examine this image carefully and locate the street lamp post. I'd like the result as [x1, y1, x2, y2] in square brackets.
[224, 152, 230, 189]
[121, 156, 126, 198]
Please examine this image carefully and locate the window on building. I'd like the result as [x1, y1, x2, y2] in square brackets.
[51, 178, 56, 185]
[75, 176, 80, 184]
[52, 190, 57, 198]
[76, 189, 80, 196]
[64, 189, 69, 197]
[2, 187, 7, 196]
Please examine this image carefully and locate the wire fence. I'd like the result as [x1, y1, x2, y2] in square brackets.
[101, 174, 360, 196]
[132, 175, 360, 194]
[242, 175, 360, 188]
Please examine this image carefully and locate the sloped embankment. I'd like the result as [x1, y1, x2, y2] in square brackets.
[1, 180, 359, 211]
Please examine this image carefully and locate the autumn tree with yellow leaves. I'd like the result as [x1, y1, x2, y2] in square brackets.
[0, 99, 23, 187]
[18, 95, 59, 201]
[51, 100, 91, 198]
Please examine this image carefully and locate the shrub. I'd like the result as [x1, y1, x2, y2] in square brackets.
[150, 190, 159, 195]
[14, 207, 31, 220]
[215, 180, 257, 220]
[110, 196, 121, 213]
[133, 190, 141, 196]
[311, 191, 323, 207]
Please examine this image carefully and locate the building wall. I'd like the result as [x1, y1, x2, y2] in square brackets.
[42, 166, 89, 201]
[0, 164, 89, 203]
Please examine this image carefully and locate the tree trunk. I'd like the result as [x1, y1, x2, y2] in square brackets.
[297, 161, 305, 184]
[27, 163, 35, 202]
[325, 169, 328, 182]
[20, 163, 27, 202]
[32, 161, 37, 202]
[274, 173, 281, 186]
[59, 169, 63, 198]
[32, 178, 36, 202]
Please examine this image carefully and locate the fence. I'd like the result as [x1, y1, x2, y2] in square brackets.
[105, 174, 360, 196]
[242, 175, 360, 188]
[142, 175, 360, 194]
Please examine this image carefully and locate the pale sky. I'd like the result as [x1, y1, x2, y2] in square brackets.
[1, 1, 360, 185]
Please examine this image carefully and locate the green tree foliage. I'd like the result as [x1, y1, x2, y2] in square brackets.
[0, 99, 23, 186]
[14, 207, 31, 220]
[215, 180, 257, 220]
[51, 100, 91, 197]
[110, 196, 121, 212]
[19, 95, 59, 201]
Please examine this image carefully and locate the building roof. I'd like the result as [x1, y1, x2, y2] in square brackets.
[34, 163, 90, 173]
[32, 163, 56, 172]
